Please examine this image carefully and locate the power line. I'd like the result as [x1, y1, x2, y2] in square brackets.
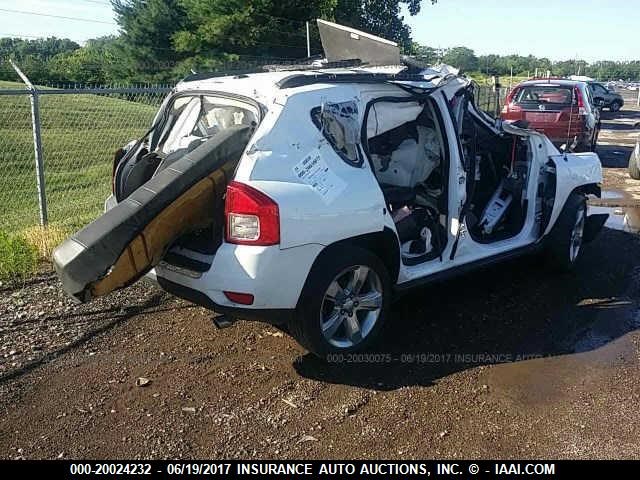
[0, 8, 117, 25]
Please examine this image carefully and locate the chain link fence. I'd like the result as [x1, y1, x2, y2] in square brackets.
[0, 64, 170, 255]
[475, 85, 510, 118]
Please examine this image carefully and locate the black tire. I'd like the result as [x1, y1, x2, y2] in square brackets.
[629, 143, 640, 180]
[610, 101, 622, 112]
[289, 245, 391, 358]
[590, 130, 599, 152]
[546, 193, 587, 272]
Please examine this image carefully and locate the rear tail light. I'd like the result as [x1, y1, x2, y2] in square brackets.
[574, 87, 587, 115]
[225, 181, 280, 246]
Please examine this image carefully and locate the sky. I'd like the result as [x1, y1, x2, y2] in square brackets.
[0, 0, 118, 43]
[404, 0, 637, 62]
[0, 0, 636, 62]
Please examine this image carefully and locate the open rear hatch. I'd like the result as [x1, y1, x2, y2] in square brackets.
[53, 125, 251, 302]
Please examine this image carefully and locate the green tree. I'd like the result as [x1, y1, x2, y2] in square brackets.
[111, 0, 190, 82]
[411, 43, 439, 64]
[334, 0, 433, 52]
[172, 0, 334, 62]
[442, 46, 478, 72]
[0, 37, 80, 82]
[48, 37, 122, 85]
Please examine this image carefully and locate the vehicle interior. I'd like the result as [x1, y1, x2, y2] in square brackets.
[114, 94, 259, 258]
[460, 98, 531, 243]
[116, 94, 259, 202]
[360, 94, 532, 265]
[363, 98, 449, 265]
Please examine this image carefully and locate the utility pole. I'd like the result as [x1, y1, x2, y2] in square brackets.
[306, 21, 311, 58]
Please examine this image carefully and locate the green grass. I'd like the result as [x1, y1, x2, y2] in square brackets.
[0, 229, 38, 281]
[0, 80, 163, 234]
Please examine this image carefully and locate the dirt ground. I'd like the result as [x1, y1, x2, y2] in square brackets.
[1, 98, 640, 460]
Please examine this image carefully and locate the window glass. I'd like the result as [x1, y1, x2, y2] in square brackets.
[594, 84, 607, 94]
[513, 86, 574, 106]
[311, 101, 363, 167]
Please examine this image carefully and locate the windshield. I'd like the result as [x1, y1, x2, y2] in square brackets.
[158, 94, 259, 154]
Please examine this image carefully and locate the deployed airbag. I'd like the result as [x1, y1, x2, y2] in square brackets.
[53, 126, 251, 303]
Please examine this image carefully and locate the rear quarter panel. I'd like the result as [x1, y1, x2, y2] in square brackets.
[234, 86, 388, 250]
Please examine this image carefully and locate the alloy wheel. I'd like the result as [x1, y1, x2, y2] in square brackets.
[319, 265, 383, 349]
[569, 206, 586, 263]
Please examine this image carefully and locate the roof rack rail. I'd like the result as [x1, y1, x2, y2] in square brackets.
[263, 59, 364, 72]
[181, 69, 264, 83]
[180, 59, 367, 83]
[527, 76, 568, 81]
[276, 71, 429, 89]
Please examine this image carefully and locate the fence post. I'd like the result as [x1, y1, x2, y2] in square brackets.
[10, 60, 48, 225]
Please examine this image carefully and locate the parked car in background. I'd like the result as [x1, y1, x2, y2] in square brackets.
[587, 81, 624, 111]
[501, 79, 600, 152]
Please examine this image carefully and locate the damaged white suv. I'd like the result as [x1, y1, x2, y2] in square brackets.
[54, 66, 608, 357]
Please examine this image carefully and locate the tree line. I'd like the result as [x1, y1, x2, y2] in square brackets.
[0, 0, 637, 85]
[413, 45, 640, 81]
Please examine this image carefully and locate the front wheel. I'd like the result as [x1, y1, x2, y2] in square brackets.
[610, 101, 622, 112]
[546, 193, 587, 272]
[289, 245, 391, 358]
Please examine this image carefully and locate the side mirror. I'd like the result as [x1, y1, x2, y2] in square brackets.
[594, 98, 605, 108]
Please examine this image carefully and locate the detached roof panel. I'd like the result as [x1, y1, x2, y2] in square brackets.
[317, 19, 401, 66]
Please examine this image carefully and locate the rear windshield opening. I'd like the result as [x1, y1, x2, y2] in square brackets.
[159, 95, 259, 154]
[513, 86, 575, 106]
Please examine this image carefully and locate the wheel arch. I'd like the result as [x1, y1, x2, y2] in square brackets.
[297, 228, 401, 310]
[544, 184, 599, 236]
[574, 183, 601, 198]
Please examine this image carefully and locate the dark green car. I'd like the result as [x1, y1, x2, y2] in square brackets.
[587, 81, 625, 112]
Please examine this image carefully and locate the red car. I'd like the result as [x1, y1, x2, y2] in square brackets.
[501, 79, 601, 152]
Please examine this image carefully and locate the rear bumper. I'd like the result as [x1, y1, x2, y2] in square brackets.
[156, 277, 294, 325]
[153, 241, 323, 311]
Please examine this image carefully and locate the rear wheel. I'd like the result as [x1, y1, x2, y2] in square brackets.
[546, 193, 587, 272]
[610, 100, 622, 112]
[289, 246, 391, 358]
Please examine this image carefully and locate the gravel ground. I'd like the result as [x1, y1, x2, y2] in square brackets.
[1, 103, 639, 460]
[0, 271, 169, 382]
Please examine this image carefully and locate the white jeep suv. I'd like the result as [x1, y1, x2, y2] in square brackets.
[55, 67, 608, 357]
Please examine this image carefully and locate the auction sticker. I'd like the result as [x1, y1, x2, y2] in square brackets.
[293, 149, 347, 204]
